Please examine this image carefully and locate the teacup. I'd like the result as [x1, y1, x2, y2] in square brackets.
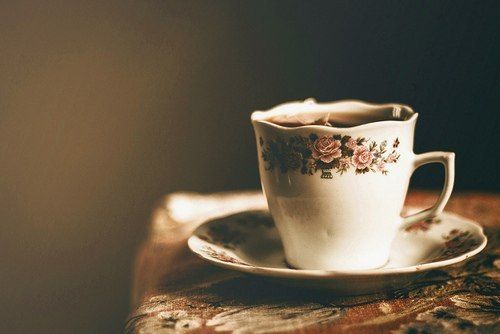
[251, 99, 455, 270]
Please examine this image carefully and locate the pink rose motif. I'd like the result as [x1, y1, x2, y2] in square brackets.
[352, 145, 373, 170]
[346, 137, 358, 149]
[311, 136, 341, 163]
[387, 152, 398, 163]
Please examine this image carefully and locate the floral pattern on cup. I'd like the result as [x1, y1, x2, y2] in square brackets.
[260, 135, 400, 176]
[311, 136, 342, 163]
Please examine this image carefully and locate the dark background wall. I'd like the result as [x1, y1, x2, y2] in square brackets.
[1, 1, 498, 333]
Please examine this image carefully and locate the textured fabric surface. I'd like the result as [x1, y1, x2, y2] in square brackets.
[125, 191, 499, 333]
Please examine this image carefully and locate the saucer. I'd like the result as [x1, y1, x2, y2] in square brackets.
[187, 209, 487, 294]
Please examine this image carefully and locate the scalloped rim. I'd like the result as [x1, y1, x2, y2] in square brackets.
[251, 99, 418, 132]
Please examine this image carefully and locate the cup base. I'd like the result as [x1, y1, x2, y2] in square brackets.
[285, 258, 390, 271]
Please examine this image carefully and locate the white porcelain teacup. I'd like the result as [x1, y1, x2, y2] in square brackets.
[251, 99, 455, 270]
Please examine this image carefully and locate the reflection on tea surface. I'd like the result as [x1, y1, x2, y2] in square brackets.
[257, 102, 414, 128]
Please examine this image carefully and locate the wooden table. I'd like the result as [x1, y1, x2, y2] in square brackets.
[125, 191, 499, 333]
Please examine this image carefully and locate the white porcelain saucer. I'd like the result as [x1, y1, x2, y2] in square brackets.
[188, 209, 487, 294]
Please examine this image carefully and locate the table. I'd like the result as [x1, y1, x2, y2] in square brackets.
[125, 191, 499, 333]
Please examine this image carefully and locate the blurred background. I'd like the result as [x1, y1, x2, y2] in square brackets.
[1, 1, 498, 333]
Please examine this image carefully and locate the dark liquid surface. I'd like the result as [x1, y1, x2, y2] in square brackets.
[264, 105, 411, 128]
[270, 117, 401, 128]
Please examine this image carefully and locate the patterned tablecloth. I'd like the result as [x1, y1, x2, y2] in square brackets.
[125, 191, 499, 334]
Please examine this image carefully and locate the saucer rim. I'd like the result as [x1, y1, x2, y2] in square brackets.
[187, 211, 488, 280]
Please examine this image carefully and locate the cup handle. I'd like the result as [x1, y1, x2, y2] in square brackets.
[400, 151, 455, 230]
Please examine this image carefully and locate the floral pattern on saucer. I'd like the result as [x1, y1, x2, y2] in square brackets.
[198, 225, 245, 250]
[405, 217, 441, 232]
[401, 219, 483, 263]
[197, 211, 274, 250]
[259, 135, 400, 177]
[433, 229, 482, 262]
[200, 246, 250, 266]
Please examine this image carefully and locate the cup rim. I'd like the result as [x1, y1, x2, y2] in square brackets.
[251, 98, 418, 131]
